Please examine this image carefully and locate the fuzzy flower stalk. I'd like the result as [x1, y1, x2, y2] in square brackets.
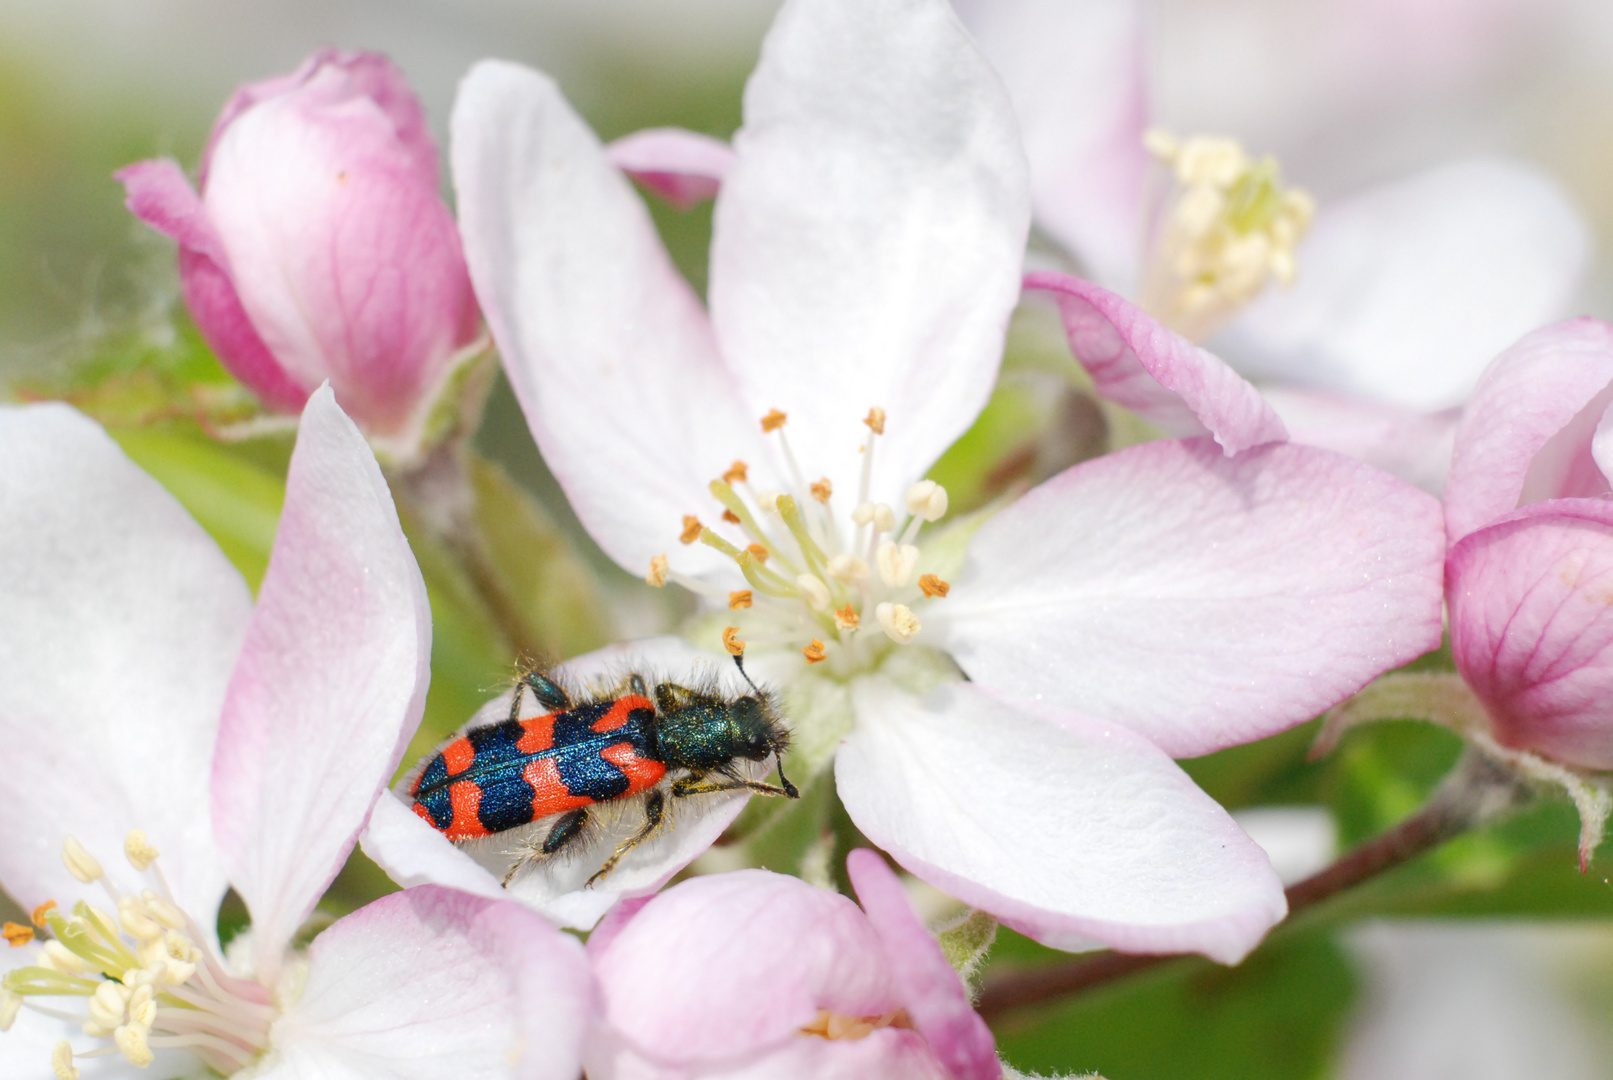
[0, 391, 592, 1078]
[117, 50, 485, 460]
[362, 0, 1446, 967]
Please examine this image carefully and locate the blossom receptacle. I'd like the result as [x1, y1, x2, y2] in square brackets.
[117, 49, 483, 455]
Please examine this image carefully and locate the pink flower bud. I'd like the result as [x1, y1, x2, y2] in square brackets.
[117, 50, 481, 444]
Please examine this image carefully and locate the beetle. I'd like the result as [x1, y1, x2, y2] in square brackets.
[408, 656, 798, 887]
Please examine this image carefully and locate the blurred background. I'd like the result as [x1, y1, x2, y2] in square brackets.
[2, 1, 1611, 1077]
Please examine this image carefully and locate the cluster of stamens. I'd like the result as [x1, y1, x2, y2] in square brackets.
[1, 834, 273, 1078]
[799, 1007, 913, 1041]
[647, 407, 951, 676]
[1139, 130, 1314, 342]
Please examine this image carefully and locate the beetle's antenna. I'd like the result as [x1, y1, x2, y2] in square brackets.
[732, 652, 762, 694]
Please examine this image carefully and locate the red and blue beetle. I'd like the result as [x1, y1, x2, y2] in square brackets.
[410, 659, 797, 886]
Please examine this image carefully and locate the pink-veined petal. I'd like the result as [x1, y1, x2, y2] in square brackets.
[117, 158, 310, 414]
[608, 127, 735, 209]
[0, 403, 243, 920]
[1026, 272, 1287, 453]
[594, 1029, 951, 1080]
[212, 387, 431, 983]
[1224, 158, 1590, 411]
[935, 437, 1445, 756]
[590, 870, 899, 1068]
[366, 637, 757, 931]
[709, 0, 1030, 510]
[846, 849, 999, 1080]
[1448, 500, 1613, 770]
[955, 0, 1149, 291]
[263, 886, 594, 1080]
[452, 60, 759, 580]
[1444, 318, 1613, 545]
[836, 680, 1286, 963]
[1260, 385, 1459, 495]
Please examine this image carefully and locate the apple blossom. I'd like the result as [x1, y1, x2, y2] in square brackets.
[955, 0, 1590, 493]
[583, 851, 999, 1080]
[392, 0, 1447, 966]
[117, 49, 484, 459]
[0, 391, 592, 1078]
[1327, 320, 1613, 867]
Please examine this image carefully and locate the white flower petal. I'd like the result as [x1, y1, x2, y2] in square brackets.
[1224, 158, 1590, 410]
[836, 679, 1286, 963]
[936, 437, 1445, 757]
[212, 387, 431, 983]
[452, 59, 760, 578]
[955, 0, 1149, 290]
[709, 0, 1030, 508]
[1261, 385, 1459, 495]
[0, 403, 242, 920]
[263, 886, 594, 1080]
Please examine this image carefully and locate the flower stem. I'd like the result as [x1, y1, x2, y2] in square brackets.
[974, 751, 1532, 1021]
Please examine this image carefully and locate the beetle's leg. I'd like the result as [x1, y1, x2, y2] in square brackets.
[628, 673, 649, 698]
[586, 791, 665, 888]
[505, 679, 526, 725]
[671, 776, 797, 799]
[504, 808, 591, 887]
[526, 671, 571, 713]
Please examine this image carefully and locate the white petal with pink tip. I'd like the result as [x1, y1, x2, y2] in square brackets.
[837, 680, 1287, 964]
[935, 438, 1445, 756]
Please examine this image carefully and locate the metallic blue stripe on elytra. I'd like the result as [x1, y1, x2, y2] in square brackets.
[476, 770, 538, 833]
[417, 786, 453, 829]
[415, 753, 450, 795]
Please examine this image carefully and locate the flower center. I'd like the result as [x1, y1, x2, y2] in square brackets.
[1138, 130, 1314, 343]
[2, 833, 274, 1078]
[647, 407, 952, 678]
[799, 1007, 913, 1041]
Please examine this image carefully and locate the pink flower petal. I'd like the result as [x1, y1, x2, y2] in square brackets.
[116, 158, 310, 414]
[1026, 272, 1288, 453]
[212, 387, 431, 983]
[1444, 318, 1613, 545]
[1260, 385, 1459, 495]
[836, 681, 1286, 963]
[1448, 500, 1613, 770]
[846, 849, 999, 1080]
[608, 127, 735, 209]
[268, 886, 595, 1080]
[595, 1029, 951, 1080]
[708, 0, 1030, 511]
[589, 870, 898, 1067]
[0, 403, 245, 920]
[452, 60, 759, 580]
[955, 0, 1149, 291]
[1225, 158, 1590, 411]
[936, 437, 1445, 756]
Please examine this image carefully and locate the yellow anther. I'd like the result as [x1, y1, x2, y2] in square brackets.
[31, 901, 56, 930]
[88, 981, 129, 1030]
[139, 892, 187, 931]
[722, 627, 746, 657]
[722, 460, 749, 484]
[52, 1039, 78, 1080]
[810, 478, 832, 504]
[646, 554, 669, 587]
[61, 837, 103, 884]
[761, 409, 788, 432]
[876, 541, 919, 589]
[729, 590, 753, 610]
[114, 1023, 154, 1068]
[864, 408, 886, 435]
[746, 543, 770, 564]
[875, 602, 921, 644]
[918, 574, 950, 599]
[834, 605, 861, 632]
[796, 574, 832, 612]
[722, 509, 742, 524]
[680, 516, 704, 545]
[905, 480, 948, 522]
[872, 504, 896, 533]
[123, 831, 159, 872]
[2, 922, 34, 947]
[802, 640, 828, 664]
[827, 554, 869, 583]
[117, 898, 161, 942]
